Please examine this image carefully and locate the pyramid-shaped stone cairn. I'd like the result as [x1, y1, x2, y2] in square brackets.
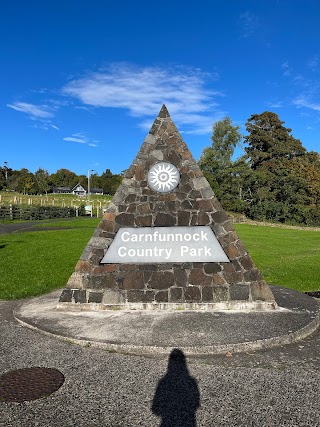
[58, 105, 276, 310]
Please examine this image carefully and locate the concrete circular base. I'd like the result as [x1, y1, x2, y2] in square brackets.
[14, 286, 320, 356]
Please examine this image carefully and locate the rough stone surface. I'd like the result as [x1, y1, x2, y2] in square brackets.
[59, 105, 276, 308]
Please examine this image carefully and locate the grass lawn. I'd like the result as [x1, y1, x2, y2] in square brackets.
[0, 219, 319, 300]
[234, 224, 320, 293]
[0, 218, 101, 299]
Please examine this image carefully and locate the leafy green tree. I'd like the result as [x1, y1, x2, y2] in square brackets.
[50, 168, 78, 188]
[100, 168, 122, 195]
[199, 117, 246, 210]
[34, 167, 50, 195]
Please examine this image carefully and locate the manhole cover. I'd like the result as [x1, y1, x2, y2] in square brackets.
[0, 367, 65, 403]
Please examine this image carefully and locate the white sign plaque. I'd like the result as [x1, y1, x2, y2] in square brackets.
[101, 226, 229, 263]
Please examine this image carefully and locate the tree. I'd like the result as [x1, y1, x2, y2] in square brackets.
[244, 112, 305, 170]
[50, 168, 78, 188]
[100, 169, 122, 195]
[199, 117, 245, 209]
[243, 112, 320, 225]
[34, 167, 50, 195]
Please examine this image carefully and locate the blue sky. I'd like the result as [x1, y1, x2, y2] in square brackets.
[2, 0, 320, 175]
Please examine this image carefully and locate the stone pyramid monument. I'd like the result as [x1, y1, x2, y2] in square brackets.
[58, 105, 276, 310]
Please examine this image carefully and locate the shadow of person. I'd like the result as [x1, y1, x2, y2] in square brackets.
[152, 348, 200, 427]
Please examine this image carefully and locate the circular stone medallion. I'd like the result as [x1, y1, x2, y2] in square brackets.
[147, 162, 180, 193]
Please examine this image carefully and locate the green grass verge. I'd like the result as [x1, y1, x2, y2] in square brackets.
[0, 220, 319, 300]
[0, 218, 100, 299]
[234, 224, 320, 293]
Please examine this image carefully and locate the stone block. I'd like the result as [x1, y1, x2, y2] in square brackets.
[170, 287, 183, 302]
[223, 271, 244, 284]
[239, 255, 254, 271]
[73, 290, 87, 303]
[122, 271, 144, 290]
[213, 273, 226, 286]
[184, 286, 201, 302]
[150, 271, 174, 289]
[177, 211, 190, 226]
[135, 215, 152, 226]
[250, 281, 275, 302]
[225, 243, 241, 259]
[116, 213, 135, 226]
[173, 268, 188, 287]
[192, 177, 210, 190]
[197, 199, 213, 211]
[155, 290, 169, 303]
[137, 203, 151, 215]
[135, 166, 146, 180]
[127, 290, 155, 303]
[102, 289, 125, 304]
[202, 286, 213, 302]
[229, 284, 250, 301]
[211, 211, 229, 224]
[67, 272, 86, 289]
[75, 260, 93, 273]
[88, 274, 116, 290]
[125, 194, 137, 203]
[59, 289, 73, 303]
[203, 263, 221, 274]
[198, 211, 210, 225]
[244, 268, 263, 282]
[154, 213, 176, 226]
[212, 286, 229, 302]
[189, 269, 212, 287]
[88, 292, 103, 303]
[103, 212, 116, 222]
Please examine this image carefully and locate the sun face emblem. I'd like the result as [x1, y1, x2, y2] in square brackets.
[147, 162, 180, 193]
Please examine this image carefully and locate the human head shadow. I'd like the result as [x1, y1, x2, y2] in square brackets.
[152, 348, 200, 427]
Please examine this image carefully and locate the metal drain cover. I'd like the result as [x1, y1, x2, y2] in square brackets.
[0, 367, 64, 403]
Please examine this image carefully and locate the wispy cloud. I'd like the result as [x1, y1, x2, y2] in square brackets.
[63, 133, 98, 147]
[293, 96, 320, 112]
[307, 54, 319, 71]
[239, 11, 260, 39]
[62, 63, 225, 135]
[7, 101, 54, 118]
[281, 61, 320, 122]
[266, 101, 284, 109]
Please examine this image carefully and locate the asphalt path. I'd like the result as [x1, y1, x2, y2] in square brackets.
[0, 219, 78, 235]
[1, 298, 320, 427]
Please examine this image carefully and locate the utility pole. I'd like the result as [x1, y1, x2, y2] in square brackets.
[4, 162, 8, 181]
[87, 169, 95, 205]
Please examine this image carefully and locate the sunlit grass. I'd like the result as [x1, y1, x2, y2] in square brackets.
[0, 220, 319, 300]
[0, 218, 100, 299]
[234, 224, 320, 292]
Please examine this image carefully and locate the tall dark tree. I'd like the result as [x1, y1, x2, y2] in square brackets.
[244, 112, 306, 169]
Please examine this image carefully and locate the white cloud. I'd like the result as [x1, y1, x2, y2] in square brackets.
[266, 101, 284, 108]
[50, 124, 60, 130]
[62, 63, 224, 135]
[307, 54, 319, 71]
[7, 101, 54, 118]
[293, 97, 320, 112]
[239, 11, 260, 39]
[63, 133, 99, 146]
[63, 136, 86, 143]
